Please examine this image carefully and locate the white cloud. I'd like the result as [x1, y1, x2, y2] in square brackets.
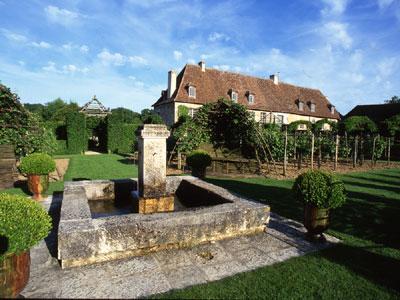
[320, 22, 352, 49]
[98, 49, 125, 66]
[187, 58, 196, 64]
[44, 5, 82, 26]
[62, 43, 89, 53]
[128, 55, 147, 65]
[42, 61, 89, 74]
[80, 45, 89, 53]
[208, 32, 230, 42]
[212, 64, 230, 71]
[173, 50, 182, 60]
[0, 58, 162, 112]
[1, 29, 28, 43]
[321, 0, 349, 16]
[42, 61, 57, 72]
[98, 50, 147, 66]
[377, 0, 395, 9]
[31, 41, 51, 48]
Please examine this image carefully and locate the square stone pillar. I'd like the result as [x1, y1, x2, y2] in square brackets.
[137, 124, 170, 198]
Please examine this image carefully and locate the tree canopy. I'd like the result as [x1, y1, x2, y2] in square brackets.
[384, 96, 400, 104]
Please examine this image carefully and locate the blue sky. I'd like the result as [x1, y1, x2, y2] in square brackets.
[0, 0, 399, 114]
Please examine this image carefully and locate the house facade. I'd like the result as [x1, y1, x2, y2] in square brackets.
[152, 61, 340, 126]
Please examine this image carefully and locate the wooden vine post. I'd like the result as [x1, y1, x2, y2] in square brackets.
[310, 132, 314, 170]
[371, 135, 377, 167]
[334, 134, 339, 171]
[387, 137, 391, 166]
[283, 125, 288, 176]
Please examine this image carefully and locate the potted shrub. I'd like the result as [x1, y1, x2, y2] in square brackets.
[0, 193, 52, 298]
[186, 150, 212, 179]
[292, 170, 346, 241]
[19, 153, 56, 200]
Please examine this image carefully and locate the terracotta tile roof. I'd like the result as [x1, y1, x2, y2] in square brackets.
[345, 103, 400, 123]
[153, 64, 340, 120]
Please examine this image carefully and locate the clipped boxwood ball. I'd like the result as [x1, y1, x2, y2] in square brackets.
[19, 153, 56, 175]
[0, 193, 52, 260]
[186, 150, 212, 170]
[292, 170, 346, 209]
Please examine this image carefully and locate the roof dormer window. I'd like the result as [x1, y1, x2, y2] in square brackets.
[310, 102, 316, 112]
[231, 90, 238, 102]
[298, 100, 304, 111]
[247, 93, 255, 104]
[188, 86, 196, 98]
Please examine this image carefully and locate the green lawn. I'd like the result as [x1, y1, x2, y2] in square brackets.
[3, 155, 400, 298]
[158, 169, 400, 299]
[4, 154, 138, 197]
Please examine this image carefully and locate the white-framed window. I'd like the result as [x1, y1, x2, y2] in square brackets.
[188, 108, 198, 118]
[330, 105, 335, 114]
[298, 101, 304, 111]
[274, 114, 284, 125]
[260, 112, 267, 123]
[231, 91, 238, 102]
[310, 103, 316, 112]
[248, 94, 255, 104]
[188, 86, 196, 98]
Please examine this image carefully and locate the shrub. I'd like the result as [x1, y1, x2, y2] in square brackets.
[107, 114, 139, 153]
[0, 84, 58, 156]
[66, 112, 87, 154]
[0, 193, 52, 260]
[19, 153, 56, 175]
[186, 150, 212, 171]
[292, 170, 346, 209]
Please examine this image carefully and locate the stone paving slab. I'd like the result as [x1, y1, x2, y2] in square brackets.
[21, 195, 340, 299]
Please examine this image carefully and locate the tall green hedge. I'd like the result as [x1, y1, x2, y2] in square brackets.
[66, 112, 87, 154]
[107, 114, 138, 154]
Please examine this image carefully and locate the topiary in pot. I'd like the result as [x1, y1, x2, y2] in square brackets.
[19, 153, 56, 201]
[186, 150, 212, 179]
[0, 193, 52, 298]
[292, 170, 346, 241]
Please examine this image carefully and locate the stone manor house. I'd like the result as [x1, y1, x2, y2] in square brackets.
[152, 61, 340, 126]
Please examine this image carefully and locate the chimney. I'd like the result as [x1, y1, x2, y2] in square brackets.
[270, 73, 279, 85]
[198, 61, 206, 72]
[168, 70, 177, 98]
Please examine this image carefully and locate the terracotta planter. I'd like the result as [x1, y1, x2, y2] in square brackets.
[304, 204, 330, 241]
[27, 174, 49, 201]
[0, 251, 30, 298]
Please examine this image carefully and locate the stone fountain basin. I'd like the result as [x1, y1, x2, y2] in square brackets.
[58, 176, 270, 268]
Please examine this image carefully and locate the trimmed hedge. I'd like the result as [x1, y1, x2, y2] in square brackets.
[107, 114, 139, 154]
[66, 112, 87, 154]
[19, 153, 56, 175]
[292, 170, 346, 209]
[0, 193, 52, 260]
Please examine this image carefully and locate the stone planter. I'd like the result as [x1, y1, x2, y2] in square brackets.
[0, 251, 30, 298]
[304, 204, 330, 241]
[27, 174, 49, 201]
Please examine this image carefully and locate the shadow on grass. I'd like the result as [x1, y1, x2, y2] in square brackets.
[342, 180, 400, 194]
[118, 158, 136, 165]
[205, 177, 302, 222]
[206, 177, 400, 248]
[72, 178, 91, 181]
[343, 175, 400, 188]
[321, 244, 400, 293]
[13, 180, 31, 195]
